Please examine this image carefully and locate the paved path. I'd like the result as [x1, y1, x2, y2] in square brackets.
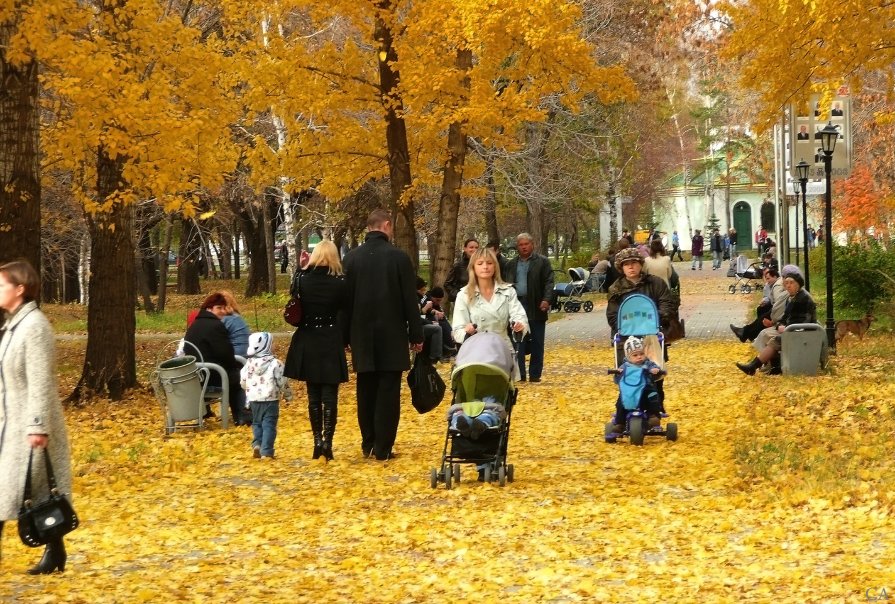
[547, 260, 753, 346]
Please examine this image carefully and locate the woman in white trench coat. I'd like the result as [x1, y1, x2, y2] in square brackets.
[0, 260, 73, 574]
[452, 248, 529, 376]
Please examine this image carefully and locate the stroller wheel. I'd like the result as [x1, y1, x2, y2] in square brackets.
[583, 301, 594, 313]
[452, 463, 461, 484]
[498, 465, 506, 487]
[666, 423, 679, 442]
[604, 422, 617, 442]
[563, 301, 575, 313]
[742, 284, 753, 294]
[728, 284, 737, 294]
[483, 466, 492, 483]
[629, 417, 645, 446]
[444, 467, 452, 490]
[429, 468, 438, 489]
[507, 464, 515, 483]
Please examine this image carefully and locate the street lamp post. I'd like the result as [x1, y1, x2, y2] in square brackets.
[819, 122, 839, 351]
[796, 159, 811, 292]
[791, 180, 800, 266]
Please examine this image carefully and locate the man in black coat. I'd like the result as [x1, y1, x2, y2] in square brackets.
[505, 233, 554, 382]
[343, 209, 424, 460]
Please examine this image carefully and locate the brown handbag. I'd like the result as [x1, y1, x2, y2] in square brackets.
[283, 273, 303, 327]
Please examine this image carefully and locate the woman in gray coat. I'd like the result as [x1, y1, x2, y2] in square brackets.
[0, 260, 73, 574]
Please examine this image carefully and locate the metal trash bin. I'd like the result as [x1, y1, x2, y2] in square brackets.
[155, 356, 205, 432]
[781, 323, 826, 376]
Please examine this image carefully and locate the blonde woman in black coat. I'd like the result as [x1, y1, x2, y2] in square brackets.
[284, 240, 349, 460]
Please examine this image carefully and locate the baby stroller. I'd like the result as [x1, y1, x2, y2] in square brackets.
[430, 331, 517, 489]
[551, 267, 594, 313]
[605, 293, 678, 445]
[727, 255, 763, 294]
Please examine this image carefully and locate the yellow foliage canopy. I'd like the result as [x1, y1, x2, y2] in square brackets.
[719, 0, 895, 128]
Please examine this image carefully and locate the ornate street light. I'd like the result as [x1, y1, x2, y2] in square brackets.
[792, 179, 800, 265]
[795, 159, 811, 292]
[819, 122, 839, 350]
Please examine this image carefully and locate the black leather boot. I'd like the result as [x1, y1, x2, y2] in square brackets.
[322, 404, 337, 461]
[27, 538, 66, 574]
[308, 403, 324, 459]
[736, 357, 762, 376]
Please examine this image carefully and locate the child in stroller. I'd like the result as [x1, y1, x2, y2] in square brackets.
[727, 255, 765, 294]
[605, 292, 678, 445]
[430, 331, 518, 489]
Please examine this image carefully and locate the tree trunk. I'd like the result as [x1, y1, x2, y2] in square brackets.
[218, 223, 233, 280]
[263, 190, 277, 294]
[232, 220, 241, 280]
[236, 197, 269, 297]
[177, 218, 202, 294]
[71, 148, 136, 401]
[431, 47, 472, 291]
[157, 214, 173, 311]
[135, 227, 157, 312]
[0, 27, 40, 275]
[374, 1, 418, 265]
[484, 154, 500, 244]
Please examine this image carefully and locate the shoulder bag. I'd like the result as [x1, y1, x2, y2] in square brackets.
[284, 272, 303, 327]
[18, 448, 79, 547]
[407, 354, 446, 414]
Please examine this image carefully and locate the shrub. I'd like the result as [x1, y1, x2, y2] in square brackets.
[830, 239, 895, 312]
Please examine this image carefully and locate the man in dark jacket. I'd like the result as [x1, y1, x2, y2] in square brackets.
[343, 209, 424, 460]
[184, 292, 248, 425]
[709, 229, 723, 270]
[505, 233, 554, 382]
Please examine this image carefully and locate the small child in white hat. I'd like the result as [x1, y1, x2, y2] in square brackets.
[240, 332, 291, 459]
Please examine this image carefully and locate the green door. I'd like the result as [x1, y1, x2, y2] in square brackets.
[733, 202, 752, 250]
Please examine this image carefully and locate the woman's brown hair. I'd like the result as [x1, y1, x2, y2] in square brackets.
[0, 259, 40, 302]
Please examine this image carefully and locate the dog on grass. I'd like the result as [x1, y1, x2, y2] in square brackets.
[834, 313, 874, 344]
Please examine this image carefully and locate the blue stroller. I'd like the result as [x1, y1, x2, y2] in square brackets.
[604, 293, 678, 445]
[430, 332, 517, 489]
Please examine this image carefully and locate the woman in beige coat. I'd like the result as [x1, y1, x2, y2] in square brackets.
[0, 260, 73, 574]
[642, 240, 673, 286]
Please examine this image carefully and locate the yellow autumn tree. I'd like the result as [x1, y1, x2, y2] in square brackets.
[17, 0, 242, 398]
[222, 0, 636, 272]
[718, 0, 895, 127]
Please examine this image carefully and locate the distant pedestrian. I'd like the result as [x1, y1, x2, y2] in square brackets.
[710, 229, 723, 270]
[621, 229, 635, 246]
[755, 225, 768, 254]
[505, 233, 554, 383]
[343, 209, 424, 460]
[279, 242, 288, 274]
[241, 332, 291, 460]
[444, 238, 480, 303]
[485, 240, 510, 279]
[728, 228, 738, 257]
[643, 240, 672, 286]
[670, 231, 684, 261]
[691, 230, 704, 270]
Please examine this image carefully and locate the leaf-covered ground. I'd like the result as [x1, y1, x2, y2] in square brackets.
[2, 336, 895, 603]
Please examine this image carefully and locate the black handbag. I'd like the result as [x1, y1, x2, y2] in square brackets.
[18, 448, 79, 547]
[284, 273, 303, 327]
[406, 354, 446, 414]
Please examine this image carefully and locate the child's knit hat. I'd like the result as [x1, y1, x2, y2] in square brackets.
[247, 332, 273, 357]
[624, 336, 645, 358]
